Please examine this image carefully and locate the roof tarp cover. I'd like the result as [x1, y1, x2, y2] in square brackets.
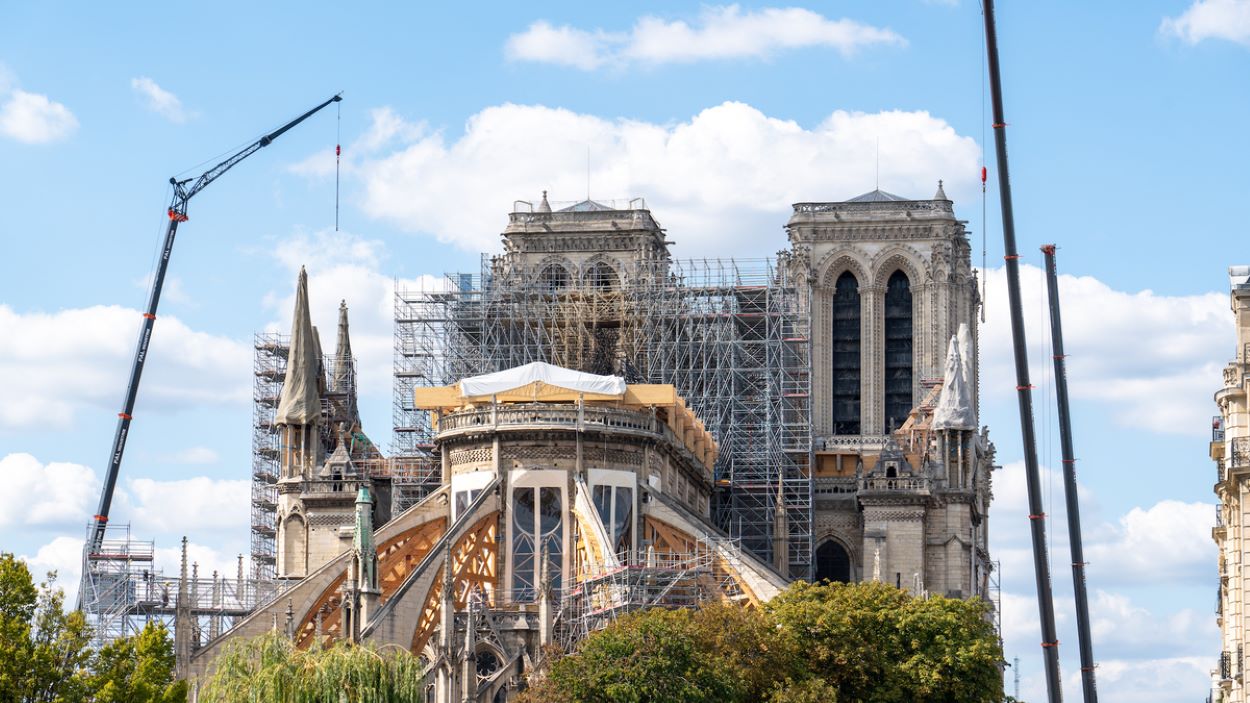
[459, 361, 626, 398]
[933, 336, 975, 431]
[275, 267, 322, 426]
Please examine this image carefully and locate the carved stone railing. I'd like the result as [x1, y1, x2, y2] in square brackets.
[818, 435, 888, 452]
[860, 476, 930, 494]
[436, 404, 710, 476]
[507, 208, 656, 229]
[791, 200, 954, 216]
[813, 477, 858, 497]
[438, 404, 655, 436]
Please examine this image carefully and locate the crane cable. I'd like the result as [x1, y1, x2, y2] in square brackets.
[335, 99, 341, 232]
[980, 0, 988, 324]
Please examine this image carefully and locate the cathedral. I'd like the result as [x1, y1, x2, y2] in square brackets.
[181, 185, 995, 701]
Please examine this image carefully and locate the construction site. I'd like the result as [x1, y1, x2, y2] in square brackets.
[71, 72, 1018, 703]
[391, 246, 814, 574]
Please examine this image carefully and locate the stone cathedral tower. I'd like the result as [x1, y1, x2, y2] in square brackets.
[786, 184, 993, 599]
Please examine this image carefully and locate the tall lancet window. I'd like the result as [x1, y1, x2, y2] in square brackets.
[831, 271, 861, 435]
[883, 270, 913, 433]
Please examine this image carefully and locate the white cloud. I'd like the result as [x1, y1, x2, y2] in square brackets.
[126, 476, 249, 533]
[1161, 0, 1250, 47]
[505, 6, 905, 70]
[0, 89, 78, 144]
[0, 304, 250, 431]
[348, 101, 977, 257]
[505, 21, 612, 71]
[0, 453, 99, 528]
[130, 76, 194, 123]
[1000, 588, 1217, 703]
[980, 264, 1231, 437]
[1085, 500, 1216, 585]
[264, 229, 443, 399]
[993, 462, 1214, 588]
[289, 107, 428, 179]
[20, 536, 86, 601]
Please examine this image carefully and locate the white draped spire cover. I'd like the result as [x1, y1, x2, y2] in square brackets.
[933, 336, 975, 431]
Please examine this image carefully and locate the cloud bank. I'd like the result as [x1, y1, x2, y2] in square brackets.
[332, 101, 978, 257]
[505, 5, 905, 70]
[1162, 0, 1250, 47]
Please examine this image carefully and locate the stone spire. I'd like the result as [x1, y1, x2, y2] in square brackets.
[933, 179, 948, 201]
[333, 300, 354, 392]
[354, 485, 378, 593]
[275, 267, 322, 426]
[537, 189, 552, 213]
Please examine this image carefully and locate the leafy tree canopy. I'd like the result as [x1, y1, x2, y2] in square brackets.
[0, 553, 186, 703]
[523, 580, 1004, 703]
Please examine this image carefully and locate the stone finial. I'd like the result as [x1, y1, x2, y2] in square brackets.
[537, 190, 552, 213]
[934, 179, 948, 201]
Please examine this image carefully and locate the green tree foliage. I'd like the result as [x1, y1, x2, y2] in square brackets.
[768, 581, 1003, 702]
[0, 553, 92, 703]
[524, 580, 1004, 703]
[89, 622, 186, 703]
[0, 553, 186, 703]
[523, 604, 799, 703]
[198, 631, 428, 703]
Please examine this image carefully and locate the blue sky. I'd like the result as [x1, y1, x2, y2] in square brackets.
[2, 2, 1247, 701]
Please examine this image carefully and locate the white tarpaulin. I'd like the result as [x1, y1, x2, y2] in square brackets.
[933, 336, 975, 430]
[275, 267, 322, 426]
[459, 361, 627, 397]
[957, 322, 975, 410]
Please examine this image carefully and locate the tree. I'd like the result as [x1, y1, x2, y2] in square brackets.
[522, 603, 800, 703]
[198, 631, 428, 703]
[89, 622, 186, 703]
[0, 554, 93, 703]
[0, 553, 187, 703]
[768, 580, 1003, 702]
[526, 581, 1005, 703]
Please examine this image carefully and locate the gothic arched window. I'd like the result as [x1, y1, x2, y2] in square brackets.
[585, 261, 619, 290]
[537, 264, 569, 292]
[814, 539, 852, 583]
[883, 270, 913, 433]
[831, 271, 861, 435]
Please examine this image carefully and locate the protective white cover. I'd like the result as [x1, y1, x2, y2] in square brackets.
[459, 361, 627, 397]
[957, 322, 975, 409]
[933, 336, 975, 430]
[275, 267, 322, 426]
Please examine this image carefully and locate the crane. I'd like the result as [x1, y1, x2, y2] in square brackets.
[88, 93, 342, 553]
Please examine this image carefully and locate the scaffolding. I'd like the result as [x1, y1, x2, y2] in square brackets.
[555, 537, 748, 649]
[254, 333, 438, 533]
[393, 251, 813, 576]
[80, 523, 280, 649]
[252, 333, 286, 581]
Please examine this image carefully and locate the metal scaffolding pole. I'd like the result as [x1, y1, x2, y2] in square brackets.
[1041, 245, 1098, 702]
[981, 1, 1063, 700]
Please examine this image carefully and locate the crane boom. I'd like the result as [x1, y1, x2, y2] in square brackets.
[89, 93, 342, 553]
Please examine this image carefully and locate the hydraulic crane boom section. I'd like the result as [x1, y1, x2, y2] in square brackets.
[89, 93, 342, 552]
